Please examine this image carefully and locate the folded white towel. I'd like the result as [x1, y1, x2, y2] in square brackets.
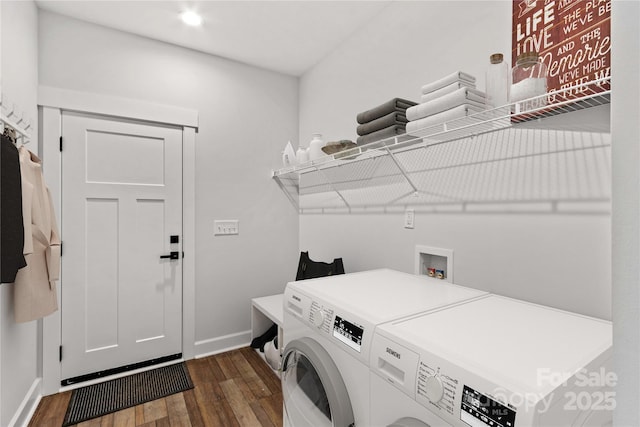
[421, 71, 476, 95]
[407, 87, 487, 122]
[420, 81, 477, 103]
[406, 104, 485, 137]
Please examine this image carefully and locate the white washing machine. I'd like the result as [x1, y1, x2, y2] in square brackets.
[281, 269, 488, 427]
[370, 294, 613, 427]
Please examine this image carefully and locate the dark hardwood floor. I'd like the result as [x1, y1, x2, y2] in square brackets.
[28, 347, 283, 427]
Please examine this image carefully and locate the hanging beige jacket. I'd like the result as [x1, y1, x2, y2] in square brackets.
[14, 146, 60, 323]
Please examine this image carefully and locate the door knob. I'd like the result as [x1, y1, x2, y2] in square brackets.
[160, 251, 180, 260]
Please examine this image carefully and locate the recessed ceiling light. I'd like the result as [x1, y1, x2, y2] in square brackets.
[181, 10, 202, 27]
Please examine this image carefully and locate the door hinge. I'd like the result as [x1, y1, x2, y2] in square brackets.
[60, 241, 63, 257]
[59, 136, 63, 152]
[59, 345, 62, 362]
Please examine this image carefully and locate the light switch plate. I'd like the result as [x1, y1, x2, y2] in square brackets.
[404, 209, 415, 229]
[214, 220, 239, 235]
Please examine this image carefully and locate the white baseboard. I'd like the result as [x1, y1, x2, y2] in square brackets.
[194, 330, 251, 359]
[10, 378, 41, 427]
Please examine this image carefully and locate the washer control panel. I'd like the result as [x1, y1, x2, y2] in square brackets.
[309, 301, 333, 333]
[285, 288, 373, 362]
[332, 315, 364, 353]
[309, 302, 366, 353]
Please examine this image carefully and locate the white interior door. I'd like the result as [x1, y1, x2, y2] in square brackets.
[61, 111, 183, 384]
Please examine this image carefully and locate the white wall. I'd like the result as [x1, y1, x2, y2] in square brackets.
[611, 0, 640, 424]
[37, 11, 300, 357]
[1, 1, 42, 425]
[298, 1, 611, 319]
[300, 1, 511, 143]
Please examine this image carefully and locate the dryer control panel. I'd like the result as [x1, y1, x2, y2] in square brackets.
[371, 331, 522, 427]
[371, 295, 613, 427]
[461, 386, 516, 427]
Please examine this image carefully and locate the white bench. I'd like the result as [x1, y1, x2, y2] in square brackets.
[251, 294, 284, 374]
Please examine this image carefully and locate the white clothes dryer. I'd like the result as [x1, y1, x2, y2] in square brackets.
[281, 269, 488, 427]
[370, 294, 613, 427]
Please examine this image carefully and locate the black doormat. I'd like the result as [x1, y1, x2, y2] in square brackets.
[62, 362, 193, 426]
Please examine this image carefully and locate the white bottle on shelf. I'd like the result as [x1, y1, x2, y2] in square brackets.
[485, 53, 509, 108]
[308, 133, 325, 161]
[282, 141, 296, 166]
[296, 146, 309, 164]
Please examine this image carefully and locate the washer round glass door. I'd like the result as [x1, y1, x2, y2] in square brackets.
[282, 337, 355, 427]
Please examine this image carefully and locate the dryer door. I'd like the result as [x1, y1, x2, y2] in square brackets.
[282, 337, 355, 427]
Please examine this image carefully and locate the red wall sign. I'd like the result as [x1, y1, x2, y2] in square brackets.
[512, 0, 611, 99]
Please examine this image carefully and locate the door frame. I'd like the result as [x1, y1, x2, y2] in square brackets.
[38, 86, 198, 395]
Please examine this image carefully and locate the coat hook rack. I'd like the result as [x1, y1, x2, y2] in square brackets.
[1, 93, 31, 144]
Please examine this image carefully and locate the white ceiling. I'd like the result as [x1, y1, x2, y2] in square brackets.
[35, 0, 392, 76]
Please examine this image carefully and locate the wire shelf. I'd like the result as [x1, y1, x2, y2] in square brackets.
[273, 77, 611, 213]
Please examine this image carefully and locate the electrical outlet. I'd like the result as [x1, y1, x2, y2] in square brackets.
[214, 220, 239, 235]
[404, 209, 415, 229]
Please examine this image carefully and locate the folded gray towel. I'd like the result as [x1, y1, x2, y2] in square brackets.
[356, 98, 417, 124]
[357, 111, 408, 136]
[356, 124, 407, 146]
